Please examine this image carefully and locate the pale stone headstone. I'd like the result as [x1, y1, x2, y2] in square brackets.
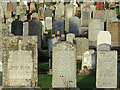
[2, 36, 38, 87]
[65, 3, 75, 32]
[5, 11, 12, 19]
[97, 31, 111, 51]
[11, 2, 17, 14]
[69, 16, 80, 36]
[45, 17, 52, 30]
[93, 10, 105, 21]
[16, 5, 27, 15]
[55, 3, 65, 19]
[23, 22, 28, 36]
[88, 19, 104, 41]
[7, 2, 13, 12]
[16, 6, 21, 15]
[38, 7, 44, 20]
[2, 24, 9, 36]
[73, 38, 89, 60]
[19, 14, 27, 22]
[96, 51, 118, 88]
[81, 7, 91, 27]
[66, 33, 75, 43]
[52, 41, 76, 88]
[82, 50, 96, 70]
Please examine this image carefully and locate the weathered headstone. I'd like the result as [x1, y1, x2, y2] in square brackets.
[82, 50, 96, 70]
[93, 10, 105, 21]
[73, 38, 89, 60]
[7, 2, 13, 12]
[108, 21, 120, 47]
[44, 8, 52, 18]
[69, 16, 80, 36]
[65, 3, 75, 32]
[96, 51, 118, 88]
[45, 17, 52, 30]
[52, 41, 76, 88]
[11, 2, 17, 14]
[88, 19, 104, 41]
[11, 20, 23, 35]
[2, 36, 38, 87]
[81, 7, 91, 27]
[38, 7, 44, 20]
[5, 11, 12, 19]
[19, 14, 27, 22]
[2, 24, 9, 36]
[55, 3, 65, 19]
[29, 19, 42, 50]
[66, 33, 75, 43]
[30, 2, 36, 13]
[23, 22, 28, 36]
[97, 31, 111, 51]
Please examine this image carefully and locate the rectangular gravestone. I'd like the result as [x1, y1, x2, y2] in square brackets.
[29, 19, 42, 50]
[69, 16, 80, 36]
[7, 2, 13, 12]
[93, 11, 105, 21]
[23, 22, 28, 36]
[45, 17, 52, 30]
[52, 41, 76, 88]
[96, 51, 118, 88]
[66, 33, 75, 43]
[38, 7, 45, 20]
[45, 8, 52, 18]
[2, 36, 38, 87]
[73, 38, 89, 60]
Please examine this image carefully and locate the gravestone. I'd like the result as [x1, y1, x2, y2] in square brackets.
[97, 31, 111, 51]
[44, 8, 52, 18]
[73, 38, 89, 60]
[54, 19, 65, 40]
[23, 22, 28, 36]
[11, 20, 23, 35]
[69, 16, 80, 36]
[5, 11, 12, 18]
[93, 11, 105, 21]
[89, 19, 104, 41]
[11, 2, 17, 14]
[52, 41, 76, 88]
[2, 24, 9, 36]
[29, 19, 42, 50]
[16, 5, 26, 15]
[65, 3, 75, 32]
[81, 7, 91, 27]
[66, 33, 75, 43]
[2, 36, 38, 87]
[7, 2, 13, 12]
[45, 17, 52, 30]
[16, 6, 21, 15]
[96, 51, 118, 88]
[20, 14, 27, 22]
[31, 13, 39, 19]
[108, 21, 120, 47]
[48, 38, 61, 70]
[30, 2, 36, 13]
[55, 3, 65, 19]
[82, 50, 96, 70]
[38, 7, 44, 20]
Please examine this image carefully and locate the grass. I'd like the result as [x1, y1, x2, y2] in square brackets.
[39, 62, 49, 72]
[38, 74, 96, 88]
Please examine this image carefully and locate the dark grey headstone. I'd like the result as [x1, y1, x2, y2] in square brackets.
[11, 20, 23, 35]
[97, 43, 111, 51]
[29, 19, 42, 50]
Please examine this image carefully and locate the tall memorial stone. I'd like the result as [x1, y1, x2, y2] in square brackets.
[45, 17, 52, 30]
[97, 31, 111, 51]
[66, 33, 75, 43]
[38, 7, 44, 20]
[55, 3, 65, 19]
[73, 38, 89, 60]
[69, 16, 80, 36]
[81, 7, 91, 27]
[2, 36, 38, 87]
[7, 2, 13, 12]
[89, 19, 104, 41]
[11, 20, 23, 35]
[108, 21, 120, 47]
[96, 51, 118, 88]
[29, 19, 42, 50]
[23, 22, 28, 36]
[52, 41, 76, 88]
[65, 3, 74, 32]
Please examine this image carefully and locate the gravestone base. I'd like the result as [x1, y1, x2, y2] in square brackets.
[1, 87, 41, 90]
[49, 88, 80, 90]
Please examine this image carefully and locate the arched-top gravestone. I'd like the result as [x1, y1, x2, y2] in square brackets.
[52, 41, 76, 88]
[11, 20, 23, 35]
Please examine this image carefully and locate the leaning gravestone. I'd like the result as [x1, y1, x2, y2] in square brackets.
[45, 17, 52, 30]
[2, 36, 38, 87]
[69, 16, 80, 36]
[97, 31, 111, 51]
[23, 22, 28, 36]
[96, 51, 118, 88]
[55, 3, 65, 19]
[66, 33, 75, 43]
[52, 41, 76, 88]
[11, 20, 23, 35]
[81, 7, 91, 27]
[89, 19, 104, 41]
[65, 3, 74, 32]
[29, 19, 42, 50]
[73, 38, 89, 60]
